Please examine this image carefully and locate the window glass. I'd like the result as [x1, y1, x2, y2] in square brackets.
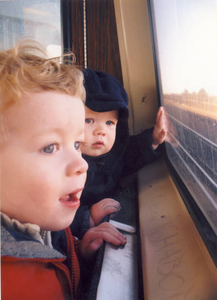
[0, 0, 62, 57]
[151, 0, 217, 234]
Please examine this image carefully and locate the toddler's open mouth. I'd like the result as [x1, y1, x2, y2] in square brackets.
[59, 188, 83, 207]
[60, 194, 74, 201]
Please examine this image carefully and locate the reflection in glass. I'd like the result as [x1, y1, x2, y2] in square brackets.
[0, 0, 61, 57]
[151, 0, 217, 234]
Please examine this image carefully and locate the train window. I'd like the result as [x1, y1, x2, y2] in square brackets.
[0, 0, 62, 57]
[149, 0, 217, 239]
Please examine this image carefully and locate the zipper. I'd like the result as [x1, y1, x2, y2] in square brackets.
[52, 260, 73, 297]
[65, 227, 76, 300]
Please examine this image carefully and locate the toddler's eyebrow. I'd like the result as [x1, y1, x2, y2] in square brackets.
[31, 127, 84, 139]
[31, 128, 63, 138]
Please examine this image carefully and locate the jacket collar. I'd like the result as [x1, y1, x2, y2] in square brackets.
[1, 213, 65, 260]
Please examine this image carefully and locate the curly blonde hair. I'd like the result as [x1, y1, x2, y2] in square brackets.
[0, 39, 85, 113]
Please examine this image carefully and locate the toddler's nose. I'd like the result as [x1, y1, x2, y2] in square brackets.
[94, 126, 106, 136]
[66, 153, 88, 177]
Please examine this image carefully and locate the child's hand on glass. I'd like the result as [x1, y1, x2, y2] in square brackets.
[90, 198, 120, 227]
[152, 106, 178, 148]
[152, 106, 167, 149]
[79, 222, 126, 260]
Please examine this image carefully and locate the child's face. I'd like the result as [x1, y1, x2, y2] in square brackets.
[81, 106, 118, 156]
[0, 91, 88, 231]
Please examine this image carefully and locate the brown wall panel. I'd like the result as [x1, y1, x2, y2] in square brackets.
[70, 0, 123, 83]
[86, 0, 123, 84]
[71, 0, 84, 67]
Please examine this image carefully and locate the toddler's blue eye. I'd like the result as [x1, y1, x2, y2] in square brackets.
[74, 141, 81, 150]
[106, 120, 113, 125]
[43, 144, 56, 154]
[85, 118, 93, 124]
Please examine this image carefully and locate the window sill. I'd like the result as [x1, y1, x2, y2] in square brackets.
[138, 158, 217, 300]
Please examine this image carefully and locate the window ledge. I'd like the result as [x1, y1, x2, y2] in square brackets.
[138, 158, 217, 300]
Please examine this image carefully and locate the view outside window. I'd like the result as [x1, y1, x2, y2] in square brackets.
[151, 0, 217, 234]
[0, 0, 62, 58]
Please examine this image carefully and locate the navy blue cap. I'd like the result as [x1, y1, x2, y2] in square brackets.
[83, 68, 129, 121]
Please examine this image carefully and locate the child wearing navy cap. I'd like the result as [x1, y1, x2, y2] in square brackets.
[71, 68, 167, 238]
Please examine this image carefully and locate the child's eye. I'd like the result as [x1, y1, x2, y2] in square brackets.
[42, 144, 57, 154]
[85, 118, 93, 124]
[74, 141, 81, 151]
[106, 120, 114, 125]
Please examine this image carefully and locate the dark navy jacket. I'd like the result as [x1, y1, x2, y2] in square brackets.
[71, 123, 163, 238]
[70, 68, 163, 238]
